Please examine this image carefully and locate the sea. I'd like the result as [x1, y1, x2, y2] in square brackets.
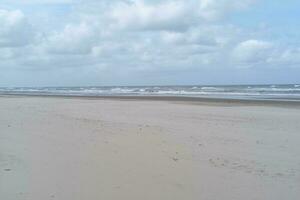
[1, 84, 300, 101]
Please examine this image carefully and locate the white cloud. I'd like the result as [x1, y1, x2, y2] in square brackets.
[0, 9, 34, 47]
[0, 0, 72, 5]
[0, 48, 14, 59]
[198, 0, 255, 20]
[109, 1, 191, 31]
[105, 0, 256, 31]
[231, 39, 300, 68]
[1, 0, 299, 86]
[45, 22, 97, 55]
[161, 27, 219, 46]
[267, 48, 300, 67]
[232, 39, 273, 66]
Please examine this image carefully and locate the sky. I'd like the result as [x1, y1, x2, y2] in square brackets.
[0, 0, 299, 86]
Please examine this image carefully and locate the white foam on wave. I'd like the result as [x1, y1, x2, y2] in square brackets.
[1, 85, 300, 99]
[200, 87, 222, 91]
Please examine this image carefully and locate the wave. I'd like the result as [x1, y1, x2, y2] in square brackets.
[200, 87, 221, 91]
[1, 85, 300, 100]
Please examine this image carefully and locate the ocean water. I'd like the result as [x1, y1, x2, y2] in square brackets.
[1, 84, 300, 100]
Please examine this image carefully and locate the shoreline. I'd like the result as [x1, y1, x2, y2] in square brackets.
[1, 94, 300, 107]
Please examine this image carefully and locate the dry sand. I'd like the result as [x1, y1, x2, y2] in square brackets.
[0, 96, 300, 200]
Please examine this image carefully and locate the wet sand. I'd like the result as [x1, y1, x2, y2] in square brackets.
[1, 95, 300, 200]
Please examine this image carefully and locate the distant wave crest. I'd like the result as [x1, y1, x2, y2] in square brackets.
[1, 84, 300, 100]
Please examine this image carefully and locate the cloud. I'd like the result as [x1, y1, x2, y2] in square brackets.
[105, 0, 256, 31]
[161, 28, 219, 46]
[109, 1, 191, 31]
[232, 39, 273, 66]
[0, 0, 299, 86]
[33, 0, 247, 68]
[198, 0, 255, 20]
[0, 0, 72, 5]
[45, 22, 97, 55]
[0, 48, 14, 59]
[231, 39, 300, 68]
[266, 48, 300, 67]
[0, 9, 34, 47]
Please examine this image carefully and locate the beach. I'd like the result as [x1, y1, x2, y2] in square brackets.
[1, 95, 300, 200]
